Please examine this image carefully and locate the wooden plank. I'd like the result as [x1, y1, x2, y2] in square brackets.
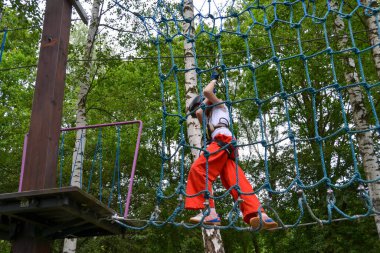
[0, 186, 84, 199]
[61, 197, 122, 235]
[4, 213, 51, 229]
[42, 219, 87, 237]
[0, 187, 124, 240]
[0, 187, 116, 216]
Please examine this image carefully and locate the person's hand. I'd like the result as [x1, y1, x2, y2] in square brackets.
[211, 70, 220, 81]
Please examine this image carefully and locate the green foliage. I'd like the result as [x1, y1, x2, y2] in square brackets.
[0, 5, 40, 193]
[1, 0, 380, 252]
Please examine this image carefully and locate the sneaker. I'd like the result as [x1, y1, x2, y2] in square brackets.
[250, 214, 278, 230]
[189, 212, 221, 225]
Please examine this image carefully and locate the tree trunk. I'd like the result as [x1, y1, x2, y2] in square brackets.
[183, 1, 225, 252]
[62, 1, 102, 252]
[252, 235, 260, 253]
[333, 0, 380, 238]
[362, 0, 380, 78]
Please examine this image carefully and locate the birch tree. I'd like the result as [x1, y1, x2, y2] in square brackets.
[63, 1, 103, 252]
[362, 0, 380, 78]
[183, 1, 225, 252]
[332, 0, 380, 238]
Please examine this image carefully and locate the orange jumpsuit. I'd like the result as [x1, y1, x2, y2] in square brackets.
[185, 134, 263, 224]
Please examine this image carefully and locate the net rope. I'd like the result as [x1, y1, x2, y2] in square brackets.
[110, 0, 380, 231]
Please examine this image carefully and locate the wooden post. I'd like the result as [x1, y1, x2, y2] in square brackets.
[20, 0, 72, 191]
[12, 0, 87, 252]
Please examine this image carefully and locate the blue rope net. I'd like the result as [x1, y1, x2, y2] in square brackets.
[112, 0, 380, 231]
[0, 29, 7, 63]
[57, 125, 139, 217]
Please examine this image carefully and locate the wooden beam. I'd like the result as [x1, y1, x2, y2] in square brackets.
[21, 0, 72, 192]
[70, 0, 88, 25]
[13, 0, 74, 252]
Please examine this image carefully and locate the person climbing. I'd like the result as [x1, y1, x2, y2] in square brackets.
[185, 70, 278, 230]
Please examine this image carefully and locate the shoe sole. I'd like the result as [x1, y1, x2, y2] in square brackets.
[189, 218, 221, 226]
[250, 217, 278, 230]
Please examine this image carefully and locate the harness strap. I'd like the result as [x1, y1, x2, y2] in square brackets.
[214, 123, 229, 129]
[214, 139, 231, 155]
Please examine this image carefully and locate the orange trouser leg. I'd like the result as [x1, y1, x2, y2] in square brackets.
[185, 141, 228, 209]
[220, 159, 263, 224]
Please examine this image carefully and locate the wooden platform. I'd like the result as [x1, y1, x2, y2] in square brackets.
[0, 187, 125, 239]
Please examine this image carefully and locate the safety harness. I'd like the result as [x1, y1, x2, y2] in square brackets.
[206, 111, 237, 160]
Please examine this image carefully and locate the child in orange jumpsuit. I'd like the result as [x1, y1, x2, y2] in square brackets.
[185, 72, 278, 230]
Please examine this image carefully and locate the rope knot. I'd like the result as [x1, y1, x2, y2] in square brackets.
[225, 100, 232, 107]
[332, 83, 340, 90]
[178, 138, 186, 146]
[240, 34, 248, 39]
[156, 189, 164, 198]
[254, 98, 262, 105]
[291, 23, 301, 29]
[288, 131, 295, 141]
[179, 117, 186, 124]
[230, 12, 239, 18]
[308, 87, 316, 94]
[233, 185, 241, 192]
[260, 140, 267, 147]
[362, 82, 370, 90]
[248, 63, 255, 71]
[344, 14, 352, 19]
[280, 91, 287, 99]
[326, 47, 332, 54]
[186, 38, 195, 43]
[352, 47, 359, 54]
[165, 37, 172, 43]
